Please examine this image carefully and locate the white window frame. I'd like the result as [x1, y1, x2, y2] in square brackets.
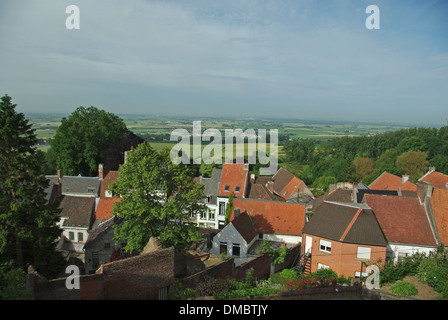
[318, 263, 330, 270]
[357, 246, 371, 260]
[319, 239, 332, 254]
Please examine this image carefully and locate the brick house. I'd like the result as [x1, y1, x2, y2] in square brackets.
[216, 163, 250, 228]
[419, 167, 448, 189]
[369, 171, 417, 192]
[301, 201, 388, 278]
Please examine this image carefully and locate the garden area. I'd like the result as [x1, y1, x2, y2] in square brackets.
[168, 245, 448, 300]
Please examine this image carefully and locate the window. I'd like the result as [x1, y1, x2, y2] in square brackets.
[78, 232, 83, 242]
[219, 202, 225, 215]
[319, 239, 331, 253]
[87, 188, 95, 193]
[209, 209, 215, 220]
[318, 263, 330, 270]
[68, 231, 74, 241]
[357, 246, 371, 260]
[205, 196, 210, 203]
[201, 210, 207, 220]
[158, 286, 169, 300]
[104, 242, 111, 249]
[235, 186, 240, 192]
[224, 185, 230, 192]
[92, 252, 99, 269]
[355, 271, 369, 278]
[232, 244, 240, 256]
[220, 242, 227, 254]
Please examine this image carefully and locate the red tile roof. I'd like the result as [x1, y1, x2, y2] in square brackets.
[272, 168, 305, 199]
[95, 197, 122, 221]
[231, 198, 306, 236]
[364, 194, 437, 246]
[430, 188, 448, 244]
[100, 170, 120, 197]
[218, 163, 249, 197]
[420, 171, 448, 189]
[369, 171, 417, 191]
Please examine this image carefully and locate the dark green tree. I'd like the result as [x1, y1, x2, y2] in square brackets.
[111, 142, 205, 253]
[50, 106, 128, 176]
[0, 95, 64, 278]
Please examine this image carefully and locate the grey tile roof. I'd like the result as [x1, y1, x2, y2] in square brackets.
[46, 175, 101, 196]
[199, 169, 222, 204]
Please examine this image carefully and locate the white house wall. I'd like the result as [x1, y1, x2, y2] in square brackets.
[263, 233, 301, 245]
[387, 243, 437, 262]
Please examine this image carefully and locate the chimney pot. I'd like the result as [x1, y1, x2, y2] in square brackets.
[98, 163, 104, 179]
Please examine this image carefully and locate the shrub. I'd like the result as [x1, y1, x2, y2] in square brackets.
[390, 281, 418, 296]
[377, 253, 426, 284]
[279, 268, 298, 280]
[417, 257, 448, 292]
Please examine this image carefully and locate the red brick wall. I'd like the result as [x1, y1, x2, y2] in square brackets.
[32, 247, 175, 300]
[303, 233, 386, 278]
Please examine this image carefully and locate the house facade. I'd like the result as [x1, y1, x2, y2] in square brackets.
[211, 197, 306, 266]
[302, 201, 388, 278]
[216, 163, 250, 229]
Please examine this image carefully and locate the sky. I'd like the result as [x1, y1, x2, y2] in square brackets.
[0, 0, 447, 126]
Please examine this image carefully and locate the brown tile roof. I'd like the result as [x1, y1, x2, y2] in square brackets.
[369, 171, 417, 191]
[364, 194, 437, 247]
[58, 195, 95, 228]
[430, 188, 448, 245]
[99, 170, 120, 197]
[272, 168, 305, 199]
[231, 211, 258, 243]
[218, 163, 249, 197]
[95, 197, 122, 221]
[420, 171, 448, 189]
[231, 198, 306, 236]
[312, 188, 353, 211]
[303, 202, 388, 246]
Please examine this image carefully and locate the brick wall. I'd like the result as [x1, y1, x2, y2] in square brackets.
[30, 247, 175, 300]
[304, 234, 387, 278]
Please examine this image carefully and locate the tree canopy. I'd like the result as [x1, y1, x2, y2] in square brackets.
[49, 106, 129, 176]
[110, 142, 206, 253]
[0, 94, 64, 279]
[281, 126, 448, 188]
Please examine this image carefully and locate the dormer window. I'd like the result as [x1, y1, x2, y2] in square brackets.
[87, 188, 95, 193]
[224, 185, 230, 192]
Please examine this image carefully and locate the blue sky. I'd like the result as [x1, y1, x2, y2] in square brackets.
[0, 0, 447, 125]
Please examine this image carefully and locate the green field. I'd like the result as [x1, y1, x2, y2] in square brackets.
[30, 113, 411, 154]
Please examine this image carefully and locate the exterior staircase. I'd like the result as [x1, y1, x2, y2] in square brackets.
[294, 252, 311, 276]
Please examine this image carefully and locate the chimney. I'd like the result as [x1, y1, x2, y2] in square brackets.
[124, 146, 134, 164]
[267, 180, 274, 193]
[57, 169, 63, 183]
[234, 208, 240, 218]
[402, 174, 409, 184]
[98, 163, 104, 179]
[429, 167, 436, 173]
[250, 173, 255, 183]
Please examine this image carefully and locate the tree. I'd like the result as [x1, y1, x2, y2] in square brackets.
[0, 95, 64, 278]
[396, 150, 429, 181]
[50, 106, 129, 176]
[111, 142, 205, 253]
[353, 156, 376, 182]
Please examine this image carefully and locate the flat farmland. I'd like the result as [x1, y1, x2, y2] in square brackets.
[28, 113, 409, 155]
